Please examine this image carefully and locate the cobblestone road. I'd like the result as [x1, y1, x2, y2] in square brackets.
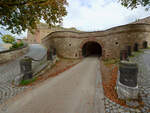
[131, 50, 150, 112]
[0, 44, 47, 105]
[104, 49, 150, 113]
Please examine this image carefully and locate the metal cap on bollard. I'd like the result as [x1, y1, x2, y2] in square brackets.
[20, 56, 32, 80]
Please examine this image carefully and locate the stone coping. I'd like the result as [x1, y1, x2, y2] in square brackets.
[119, 61, 137, 66]
[24, 54, 47, 62]
[0, 44, 29, 64]
[0, 43, 28, 54]
[42, 23, 150, 41]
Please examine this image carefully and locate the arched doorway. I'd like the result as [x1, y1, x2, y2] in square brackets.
[82, 42, 102, 57]
[143, 41, 148, 49]
[133, 43, 139, 51]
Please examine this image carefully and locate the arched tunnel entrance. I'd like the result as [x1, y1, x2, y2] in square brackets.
[82, 42, 102, 57]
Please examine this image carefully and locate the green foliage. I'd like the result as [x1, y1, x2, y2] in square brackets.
[10, 41, 24, 49]
[20, 77, 37, 85]
[0, 0, 68, 34]
[129, 50, 144, 57]
[1, 35, 15, 44]
[143, 46, 150, 50]
[1, 34, 24, 49]
[103, 58, 120, 65]
[119, 0, 150, 9]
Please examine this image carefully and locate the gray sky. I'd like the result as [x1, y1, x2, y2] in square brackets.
[62, 0, 150, 31]
[0, 0, 150, 41]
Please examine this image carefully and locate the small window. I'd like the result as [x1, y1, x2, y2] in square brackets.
[75, 53, 78, 57]
[115, 42, 119, 45]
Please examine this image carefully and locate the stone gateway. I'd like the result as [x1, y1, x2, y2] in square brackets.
[42, 24, 150, 60]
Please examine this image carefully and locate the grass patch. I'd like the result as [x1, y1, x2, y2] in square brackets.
[103, 59, 120, 65]
[20, 77, 37, 85]
[129, 50, 144, 58]
[142, 47, 150, 50]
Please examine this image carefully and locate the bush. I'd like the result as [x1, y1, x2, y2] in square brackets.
[129, 50, 144, 58]
[10, 41, 24, 49]
[1, 35, 15, 44]
[1, 34, 24, 50]
[103, 58, 120, 65]
[20, 77, 37, 85]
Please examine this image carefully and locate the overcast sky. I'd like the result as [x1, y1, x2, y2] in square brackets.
[63, 0, 150, 31]
[1, 0, 150, 40]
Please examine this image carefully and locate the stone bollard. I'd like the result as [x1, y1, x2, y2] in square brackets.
[53, 48, 56, 55]
[20, 56, 32, 80]
[143, 41, 148, 49]
[134, 43, 139, 51]
[116, 61, 139, 100]
[14, 74, 24, 85]
[126, 46, 132, 56]
[120, 50, 128, 61]
[47, 49, 50, 60]
[47, 49, 53, 60]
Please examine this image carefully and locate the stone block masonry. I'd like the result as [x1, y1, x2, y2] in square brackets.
[0, 45, 29, 64]
[42, 24, 150, 60]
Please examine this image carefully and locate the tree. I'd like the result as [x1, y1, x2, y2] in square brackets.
[1, 35, 25, 49]
[0, 0, 68, 34]
[1, 35, 15, 44]
[119, 0, 150, 9]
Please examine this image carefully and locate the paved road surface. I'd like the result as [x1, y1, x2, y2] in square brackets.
[2, 57, 104, 113]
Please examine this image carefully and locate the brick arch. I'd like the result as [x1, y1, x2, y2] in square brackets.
[79, 38, 105, 59]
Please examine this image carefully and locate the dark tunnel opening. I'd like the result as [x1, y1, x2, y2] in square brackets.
[82, 42, 102, 57]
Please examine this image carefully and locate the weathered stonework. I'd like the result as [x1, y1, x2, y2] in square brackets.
[26, 23, 79, 44]
[42, 24, 150, 60]
[0, 45, 29, 64]
[116, 71, 139, 100]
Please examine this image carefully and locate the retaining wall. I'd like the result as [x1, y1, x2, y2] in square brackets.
[0, 45, 29, 64]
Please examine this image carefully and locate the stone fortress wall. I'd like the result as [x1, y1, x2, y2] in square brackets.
[133, 16, 150, 24]
[25, 16, 150, 60]
[42, 24, 150, 60]
[132, 16, 150, 45]
[26, 23, 79, 44]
